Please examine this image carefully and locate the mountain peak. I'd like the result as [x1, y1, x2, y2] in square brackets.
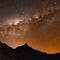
[15, 43, 32, 50]
[23, 43, 30, 47]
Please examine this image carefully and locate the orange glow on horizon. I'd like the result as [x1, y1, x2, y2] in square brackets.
[2, 39, 59, 54]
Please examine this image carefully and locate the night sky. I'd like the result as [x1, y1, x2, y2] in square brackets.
[0, 0, 60, 54]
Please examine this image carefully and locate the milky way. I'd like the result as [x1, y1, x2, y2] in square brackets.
[0, 0, 60, 54]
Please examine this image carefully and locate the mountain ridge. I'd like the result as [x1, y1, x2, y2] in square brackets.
[0, 42, 60, 54]
[0, 42, 60, 60]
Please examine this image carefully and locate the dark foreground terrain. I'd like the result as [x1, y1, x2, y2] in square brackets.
[0, 42, 60, 60]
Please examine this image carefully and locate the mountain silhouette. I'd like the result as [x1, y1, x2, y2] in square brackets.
[0, 42, 60, 60]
